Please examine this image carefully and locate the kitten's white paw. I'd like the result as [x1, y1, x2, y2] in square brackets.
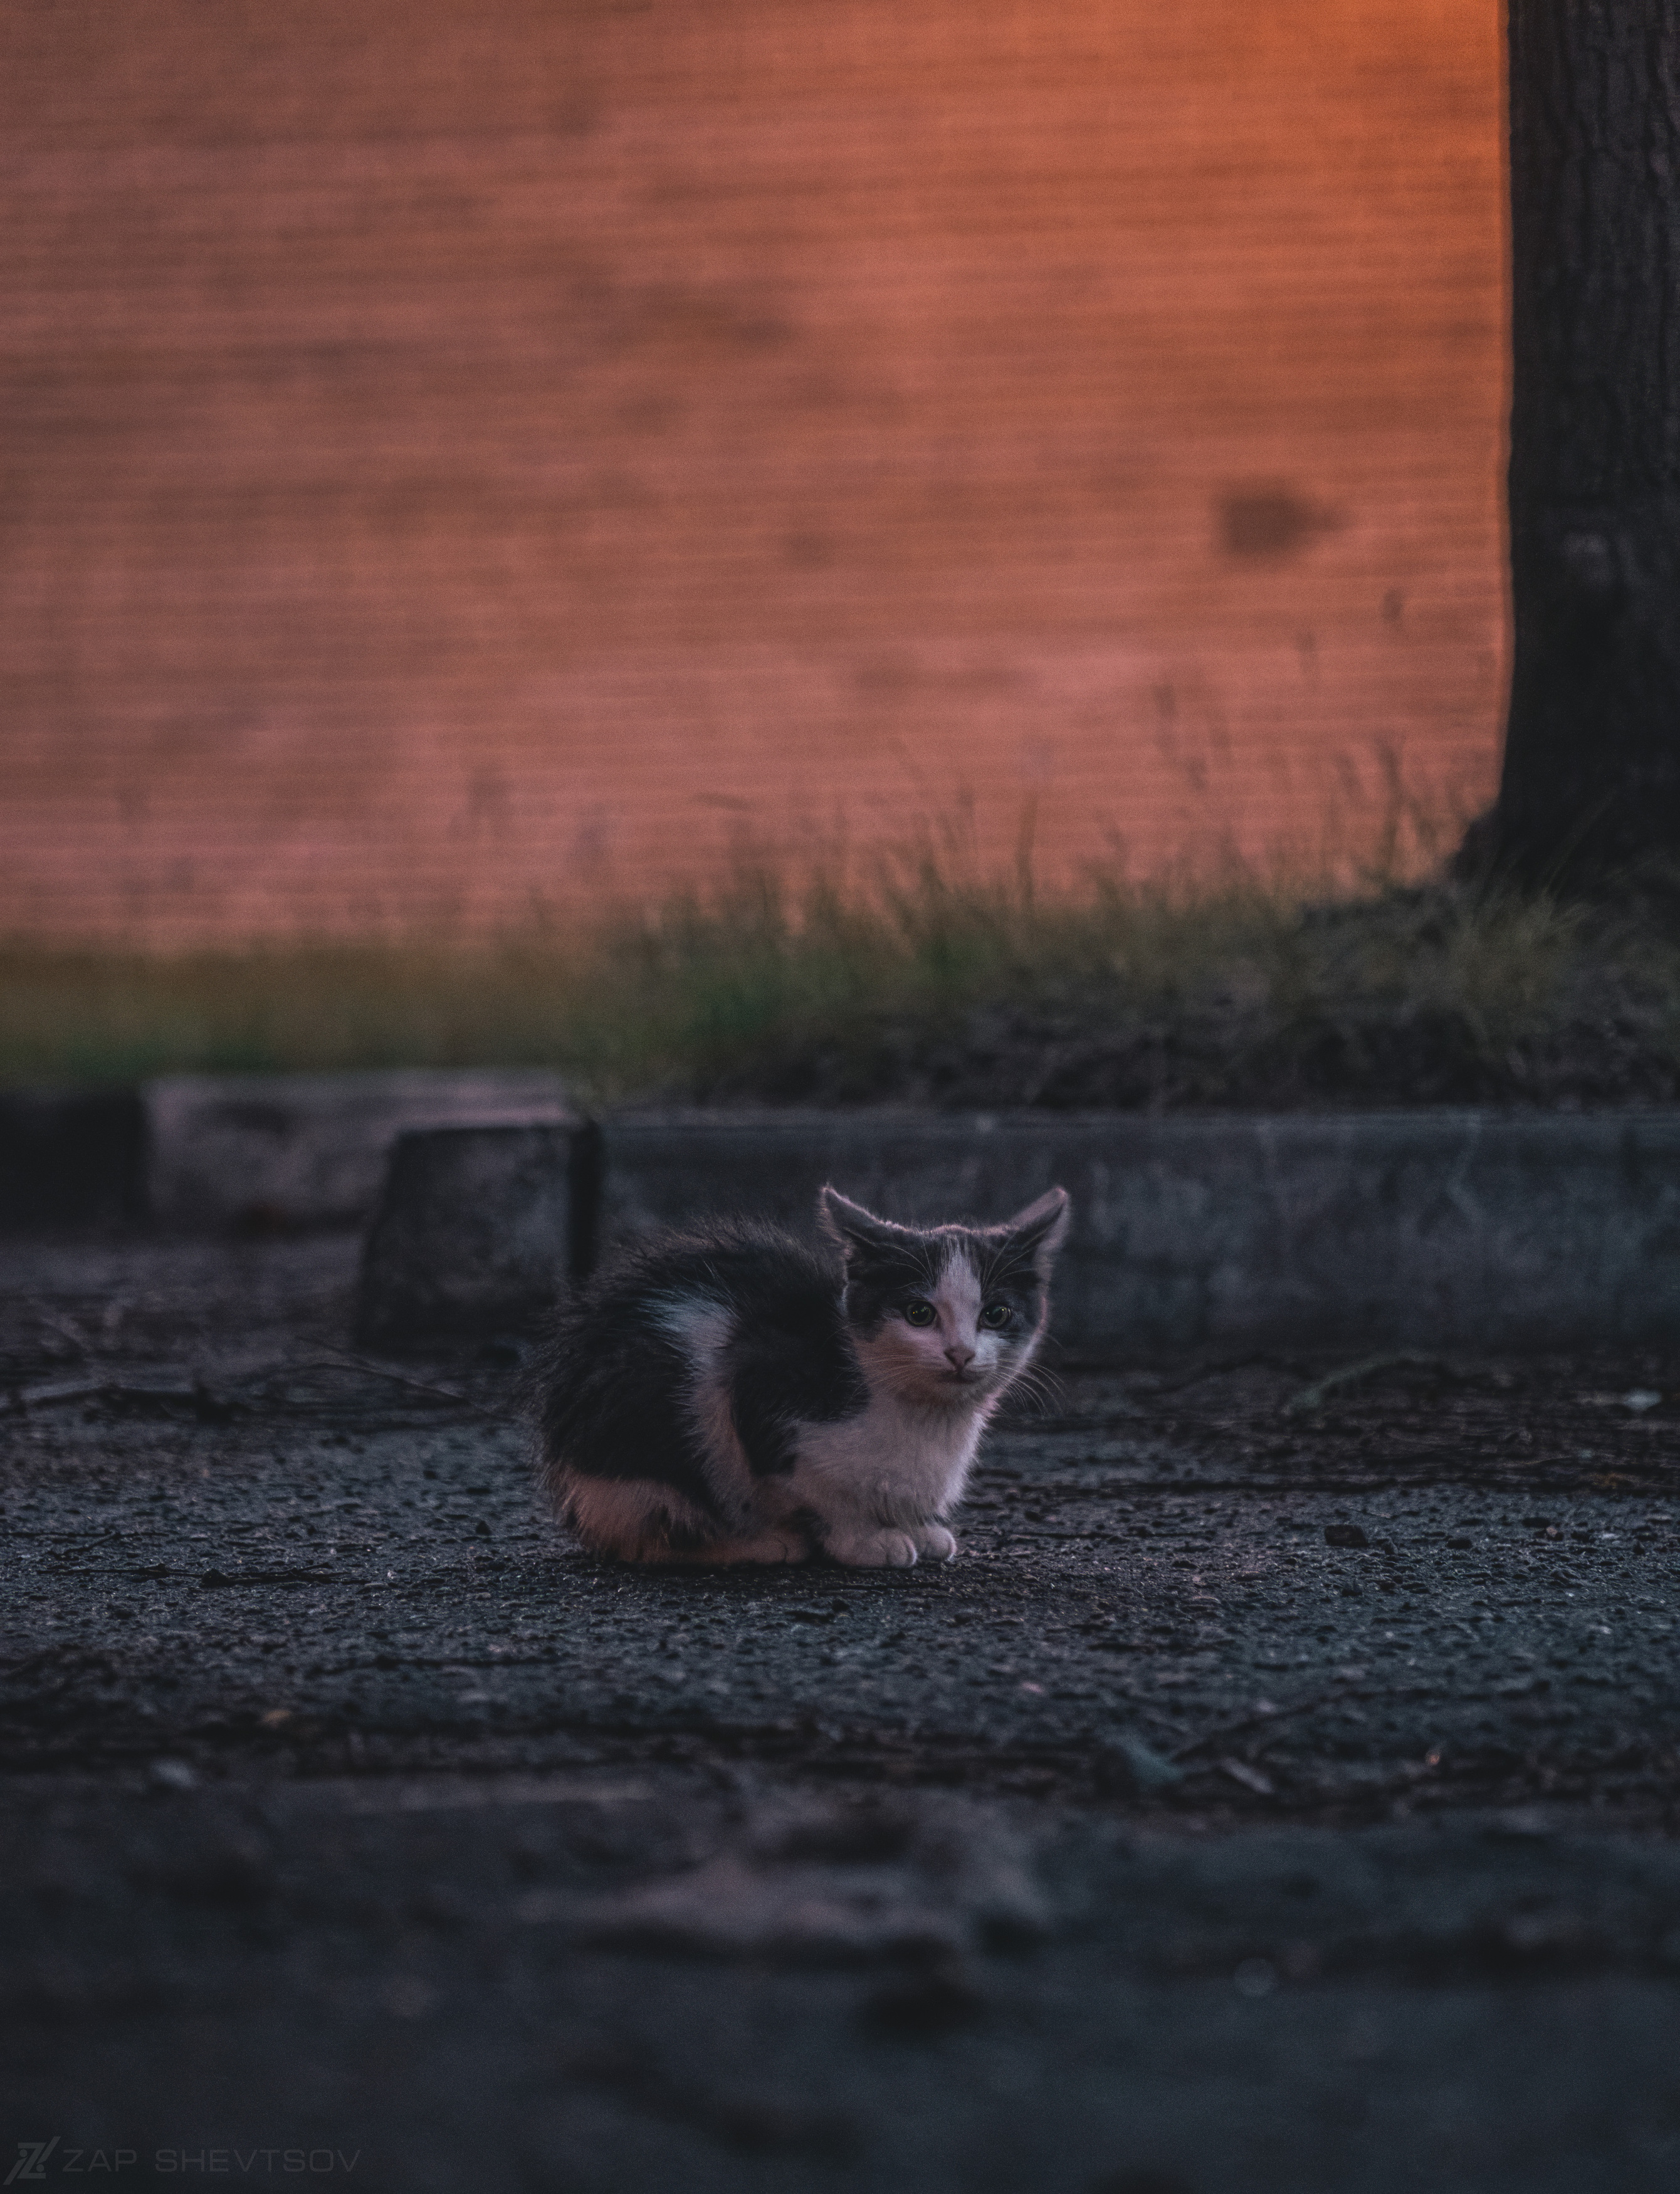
[828, 1529, 920, 1568]
[912, 1523, 957, 1563]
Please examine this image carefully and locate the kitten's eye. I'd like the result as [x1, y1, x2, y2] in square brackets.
[979, 1301, 1012, 1330]
[903, 1299, 937, 1328]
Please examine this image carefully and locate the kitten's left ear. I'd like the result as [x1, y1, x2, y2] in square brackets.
[997, 1186, 1071, 1269]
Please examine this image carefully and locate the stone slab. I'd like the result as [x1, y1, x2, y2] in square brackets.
[145, 1069, 572, 1231]
[356, 1122, 580, 1347]
[355, 1106, 1680, 1353]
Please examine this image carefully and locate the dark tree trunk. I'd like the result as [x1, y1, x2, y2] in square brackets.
[1487, 1, 1680, 884]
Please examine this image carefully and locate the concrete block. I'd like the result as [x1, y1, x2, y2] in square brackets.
[145, 1069, 571, 1230]
[597, 1108, 1680, 1353]
[357, 1123, 579, 1348]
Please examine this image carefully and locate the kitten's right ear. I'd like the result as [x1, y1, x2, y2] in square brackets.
[817, 1185, 913, 1257]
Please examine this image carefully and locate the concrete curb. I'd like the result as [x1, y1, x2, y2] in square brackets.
[355, 1106, 1680, 1352]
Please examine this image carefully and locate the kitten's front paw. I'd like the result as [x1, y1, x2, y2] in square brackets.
[828, 1529, 920, 1569]
[912, 1523, 957, 1563]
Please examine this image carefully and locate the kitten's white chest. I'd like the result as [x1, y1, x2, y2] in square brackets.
[790, 1392, 990, 1528]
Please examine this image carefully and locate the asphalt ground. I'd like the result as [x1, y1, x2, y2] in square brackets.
[3, 1230, 1679, 2193]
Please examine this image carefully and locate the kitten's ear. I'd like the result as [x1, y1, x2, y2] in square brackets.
[817, 1185, 914, 1257]
[997, 1186, 1071, 1269]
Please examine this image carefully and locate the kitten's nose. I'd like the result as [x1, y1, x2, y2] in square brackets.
[944, 1343, 976, 1372]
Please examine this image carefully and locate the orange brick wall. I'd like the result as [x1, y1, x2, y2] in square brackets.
[1, 0, 1506, 943]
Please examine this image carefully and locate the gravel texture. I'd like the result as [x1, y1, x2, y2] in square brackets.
[3, 1229, 1679, 2191]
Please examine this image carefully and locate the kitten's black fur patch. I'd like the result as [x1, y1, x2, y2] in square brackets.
[533, 1220, 866, 1503]
[838, 1234, 946, 1338]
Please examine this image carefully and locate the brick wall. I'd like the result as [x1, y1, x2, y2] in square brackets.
[1, 0, 1506, 943]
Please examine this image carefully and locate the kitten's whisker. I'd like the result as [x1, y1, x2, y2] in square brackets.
[1005, 1360, 1064, 1417]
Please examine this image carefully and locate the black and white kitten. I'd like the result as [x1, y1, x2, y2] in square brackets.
[534, 1184, 1069, 1567]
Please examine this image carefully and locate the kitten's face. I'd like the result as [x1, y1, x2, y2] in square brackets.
[819, 1186, 1070, 1410]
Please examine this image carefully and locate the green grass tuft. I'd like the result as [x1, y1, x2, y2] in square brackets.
[4, 847, 1680, 1110]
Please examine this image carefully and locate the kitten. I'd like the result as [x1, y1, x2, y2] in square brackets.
[533, 1184, 1069, 1567]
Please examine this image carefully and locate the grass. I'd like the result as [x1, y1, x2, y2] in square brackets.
[5, 845, 1680, 1110]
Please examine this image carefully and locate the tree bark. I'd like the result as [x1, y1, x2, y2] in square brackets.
[1488, 1, 1680, 884]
